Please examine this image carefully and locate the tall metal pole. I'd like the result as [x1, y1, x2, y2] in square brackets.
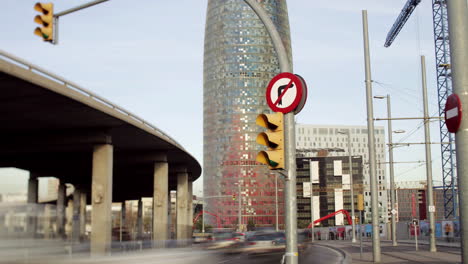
[202, 199, 205, 233]
[447, 1, 468, 262]
[347, 132, 357, 243]
[362, 10, 381, 263]
[242, 1, 297, 263]
[310, 165, 315, 242]
[386, 95, 398, 246]
[421, 55, 437, 252]
[275, 173, 279, 231]
[238, 182, 242, 231]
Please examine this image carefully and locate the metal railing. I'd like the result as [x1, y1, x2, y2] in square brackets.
[0, 50, 186, 152]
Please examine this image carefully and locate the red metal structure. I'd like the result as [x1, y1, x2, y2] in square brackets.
[193, 210, 222, 228]
[307, 209, 352, 229]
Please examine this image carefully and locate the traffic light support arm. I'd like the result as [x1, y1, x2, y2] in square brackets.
[54, 0, 109, 17]
[50, 0, 110, 45]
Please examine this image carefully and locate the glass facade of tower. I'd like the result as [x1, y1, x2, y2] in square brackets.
[203, 0, 292, 229]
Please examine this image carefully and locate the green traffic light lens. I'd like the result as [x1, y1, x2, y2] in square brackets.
[268, 160, 279, 167]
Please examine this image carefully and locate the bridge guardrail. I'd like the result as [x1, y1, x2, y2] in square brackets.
[0, 50, 186, 152]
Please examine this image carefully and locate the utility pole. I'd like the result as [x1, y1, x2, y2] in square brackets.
[362, 10, 381, 263]
[447, 1, 468, 262]
[421, 55, 436, 252]
[243, 1, 298, 263]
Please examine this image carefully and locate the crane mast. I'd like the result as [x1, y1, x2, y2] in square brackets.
[384, 0, 457, 219]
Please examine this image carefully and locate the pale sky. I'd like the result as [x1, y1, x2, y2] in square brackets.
[1, 0, 444, 196]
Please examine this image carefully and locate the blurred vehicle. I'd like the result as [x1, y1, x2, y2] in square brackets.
[242, 231, 286, 254]
[204, 230, 237, 250]
[233, 232, 246, 242]
[193, 232, 213, 244]
[297, 230, 311, 252]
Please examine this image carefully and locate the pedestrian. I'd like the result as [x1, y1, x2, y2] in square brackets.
[445, 223, 453, 242]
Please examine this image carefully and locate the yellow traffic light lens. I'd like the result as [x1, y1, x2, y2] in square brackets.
[34, 2, 53, 14]
[34, 14, 52, 26]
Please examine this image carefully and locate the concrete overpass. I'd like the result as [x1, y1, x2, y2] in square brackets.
[0, 50, 201, 253]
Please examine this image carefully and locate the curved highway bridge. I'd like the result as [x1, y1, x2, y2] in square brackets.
[0, 50, 201, 254]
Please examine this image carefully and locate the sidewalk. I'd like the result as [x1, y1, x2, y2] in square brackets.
[317, 240, 461, 264]
[398, 239, 461, 248]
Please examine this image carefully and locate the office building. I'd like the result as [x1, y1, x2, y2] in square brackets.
[295, 124, 388, 223]
[296, 156, 364, 227]
[203, 1, 292, 228]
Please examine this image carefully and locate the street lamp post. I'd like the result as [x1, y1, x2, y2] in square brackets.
[238, 182, 242, 232]
[275, 173, 279, 231]
[374, 94, 397, 246]
[234, 181, 243, 232]
[338, 130, 356, 243]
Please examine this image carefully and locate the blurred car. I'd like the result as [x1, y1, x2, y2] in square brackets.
[233, 232, 246, 242]
[242, 231, 286, 254]
[297, 230, 311, 252]
[204, 230, 238, 250]
[193, 232, 213, 244]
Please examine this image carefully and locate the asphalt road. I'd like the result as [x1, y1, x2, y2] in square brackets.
[215, 244, 346, 264]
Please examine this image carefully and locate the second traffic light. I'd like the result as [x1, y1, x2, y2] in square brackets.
[256, 112, 284, 170]
[34, 2, 54, 42]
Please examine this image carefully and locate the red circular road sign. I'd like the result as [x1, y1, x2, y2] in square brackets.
[445, 93, 463, 133]
[266, 72, 304, 114]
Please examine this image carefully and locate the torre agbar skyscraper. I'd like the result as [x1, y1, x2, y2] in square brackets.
[203, 0, 292, 229]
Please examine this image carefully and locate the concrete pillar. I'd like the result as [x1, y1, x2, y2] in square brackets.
[153, 159, 169, 247]
[90, 144, 113, 255]
[43, 204, 52, 239]
[80, 192, 87, 239]
[176, 171, 188, 243]
[65, 199, 74, 239]
[57, 182, 66, 239]
[72, 188, 81, 242]
[187, 180, 193, 241]
[137, 199, 143, 240]
[27, 173, 38, 237]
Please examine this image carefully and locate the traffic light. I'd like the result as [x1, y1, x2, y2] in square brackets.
[256, 112, 284, 170]
[357, 194, 364, 211]
[34, 2, 54, 42]
[232, 194, 236, 201]
[417, 189, 425, 204]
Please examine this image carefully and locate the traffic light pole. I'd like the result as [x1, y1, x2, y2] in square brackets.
[243, 1, 298, 263]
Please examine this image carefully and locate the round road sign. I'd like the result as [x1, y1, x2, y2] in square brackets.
[444, 93, 463, 133]
[266, 72, 304, 114]
[294, 74, 308, 115]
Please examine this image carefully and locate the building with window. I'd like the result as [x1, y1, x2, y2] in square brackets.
[295, 124, 388, 223]
[202, 1, 292, 228]
[296, 156, 364, 227]
[395, 181, 446, 221]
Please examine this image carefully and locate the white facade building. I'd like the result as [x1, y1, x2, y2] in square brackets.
[295, 124, 388, 223]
